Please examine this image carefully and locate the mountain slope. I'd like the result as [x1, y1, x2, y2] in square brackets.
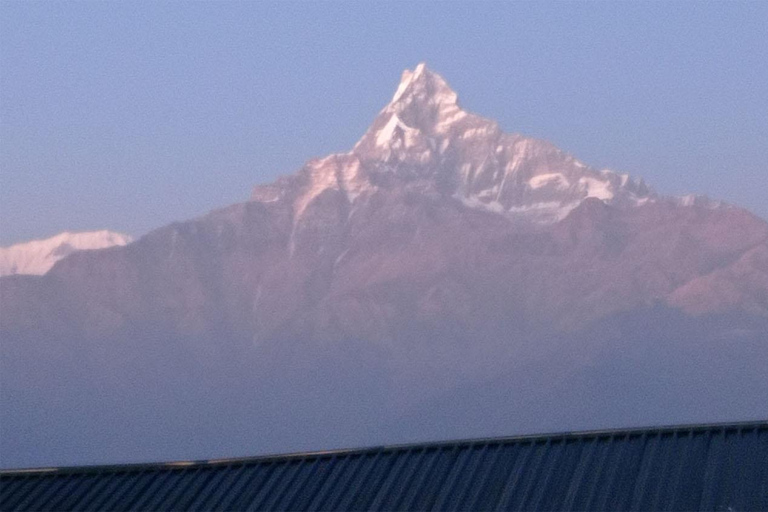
[0, 230, 132, 277]
[1, 64, 767, 469]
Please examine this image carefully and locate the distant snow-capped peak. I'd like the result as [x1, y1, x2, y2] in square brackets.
[253, 63, 718, 225]
[0, 230, 133, 277]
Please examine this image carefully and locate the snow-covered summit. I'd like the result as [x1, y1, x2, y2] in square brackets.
[253, 64, 680, 224]
[0, 230, 133, 277]
[353, 62, 488, 163]
[385, 62, 464, 131]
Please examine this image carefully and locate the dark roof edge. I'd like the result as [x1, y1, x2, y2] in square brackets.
[3, 418, 767, 477]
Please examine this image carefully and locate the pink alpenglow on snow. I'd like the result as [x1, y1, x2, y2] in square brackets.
[0, 230, 133, 277]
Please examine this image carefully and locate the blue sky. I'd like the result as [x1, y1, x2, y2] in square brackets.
[1, 2, 766, 245]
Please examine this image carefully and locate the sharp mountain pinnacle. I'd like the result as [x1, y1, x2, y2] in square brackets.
[255, 64, 669, 226]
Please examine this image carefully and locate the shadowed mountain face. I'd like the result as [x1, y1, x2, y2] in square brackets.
[2, 64, 767, 469]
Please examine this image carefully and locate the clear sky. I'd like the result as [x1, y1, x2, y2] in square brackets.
[1, 2, 766, 245]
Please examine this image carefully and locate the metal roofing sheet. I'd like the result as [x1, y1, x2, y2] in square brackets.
[1, 420, 767, 511]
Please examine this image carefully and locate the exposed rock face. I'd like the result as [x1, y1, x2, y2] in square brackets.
[2, 64, 767, 469]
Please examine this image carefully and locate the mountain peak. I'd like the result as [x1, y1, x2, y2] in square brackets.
[0, 230, 133, 277]
[257, 64, 657, 226]
[353, 63, 472, 161]
[391, 63, 423, 103]
[390, 62, 457, 107]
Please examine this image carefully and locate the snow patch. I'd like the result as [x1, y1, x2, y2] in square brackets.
[579, 177, 614, 201]
[461, 126, 493, 139]
[294, 159, 343, 218]
[375, 114, 422, 150]
[435, 110, 467, 131]
[459, 194, 580, 224]
[339, 158, 372, 202]
[413, 62, 426, 79]
[508, 201, 581, 223]
[529, 173, 570, 190]
[460, 194, 505, 214]
[392, 70, 414, 103]
[376, 114, 403, 147]
[620, 173, 630, 187]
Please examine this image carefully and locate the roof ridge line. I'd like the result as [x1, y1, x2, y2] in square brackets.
[3, 419, 766, 477]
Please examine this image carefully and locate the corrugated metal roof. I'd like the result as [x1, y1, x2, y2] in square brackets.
[2, 420, 767, 511]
